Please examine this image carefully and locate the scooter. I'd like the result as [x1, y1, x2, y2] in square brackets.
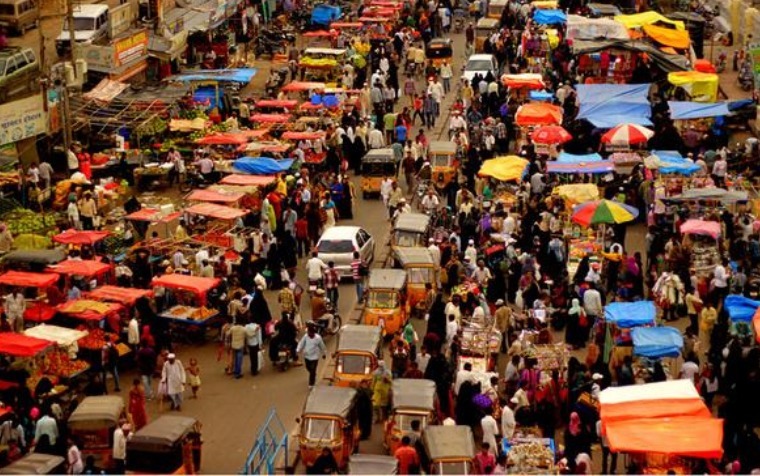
[272, 340, 297, 371]
[309, 301, 342, 336]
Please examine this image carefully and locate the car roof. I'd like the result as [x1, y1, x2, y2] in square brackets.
[71, 3, 109, 16]
[0, 47, 32, 58]
[367, 268, 407, 290]
[319, 226, 362, 240]
[468, 54, 495, 61]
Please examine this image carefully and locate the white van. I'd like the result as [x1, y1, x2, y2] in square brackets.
[55, 3, 109, 56]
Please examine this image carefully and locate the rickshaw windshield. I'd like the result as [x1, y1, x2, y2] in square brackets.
[407, 268, 431, 284]
[337, 354, 371, 374]
[395, 414, 428, 432]
[367, 291, 398, 309]
[363, 162, 394, 176]
[395, 231, 420, 247]
[305, 418, 339, 441]
[439, 462, 469, 475]
[426, 46, 452, 59]
[431, 155, 450, 167]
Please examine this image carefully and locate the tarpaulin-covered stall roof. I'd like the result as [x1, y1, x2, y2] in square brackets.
[576, 83, 652, 128]
[645, 150, 701, 175]
[631, 326, 683, 358]
[311, 4, 342, 25]
[587, 3, 621, 16]
[57, 300, 124, 321]
[552, 184, 600, 203]
[599, 380, 711, 423]
[281, 81, 326, 92]
[0, 332, 52, 357]
[501, 74, 545, 89]
[87, 286, 153, 306]
[547, 161, 614, 174]
[126, 209, 183, 223]
[152, 274, 220, 296]
[185, 203, 248, 221]
[255, 99, 298, 109]
[515, 103, 562, 126]
[614, 11, 685, 29]
[166, 69, 257, 83]
[724, 295, 760, 322]
[566, 15, 629, 40]
[642, 23, 690, 49]
[557, 152, 603, 162]
[570, 39, 690, 72]
[668, 71, 719, 102]
[533, 9, 566, 24]
[604, 301, 656, 328]
[605, 417, 723, 459]
[663, 188, 748, 203]
[186, 189, 244, 204]
[24, 325, 87, 348]
[219, 174, 276, 186]
[195, 133, 250, 146]
[281, 131, 325, 141]
[52, 230, 110, 246]
[680, 219, 721, 239]
[668, 101, 730, 119]
[0, 271, 59, 289]
[47, 260, 111, 278]
[478, 156, 529, 182]
[233, 158, 294, 175]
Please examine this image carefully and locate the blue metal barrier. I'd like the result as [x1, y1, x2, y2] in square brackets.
[242, 408, 290, 474]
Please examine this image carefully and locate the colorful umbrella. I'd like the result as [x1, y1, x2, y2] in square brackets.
[531, 125, 572, 144]
[601, 123, 654, 146]
[571, 199, 639, 227]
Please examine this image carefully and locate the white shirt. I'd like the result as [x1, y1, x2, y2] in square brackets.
[444, 302, 461, 322]
[195, 249, 209, 269]
[680, 361, 700, 382]
[68, 445, 84, 474]
[67, 150, 79, 170]
[454, 369, 475, 395]
[503, 215, 516, 234]
[446, 319, 459, 343]
[481, 414, 500, 455]
[112, 427, 127, 460]
[501, 405, 516, 439]
[297, 333, 327, 361]
[427, 244, 441, 267]
[421, 194, 440, 211]
[713, 265, 728, 288]
[368, 129, 385, 149]
[306, 257, 327, 281]
[583, 289, 603, 316]
[127, 318, 140, 345]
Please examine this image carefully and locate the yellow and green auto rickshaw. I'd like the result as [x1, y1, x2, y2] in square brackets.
[298, 386, 361, 471]
[333, 324, 383, 387]
[126, 415, 203, 474]
[361, 148, 396, 198]
[422, 425, 476, 475]
[393, 247, 437, 318]
[363, 268, 408, 335]
[392, 212, 431, 249]
[487, 0, 508, 18]
[425, 38, 453, 68]
[384, 378, 438, 454]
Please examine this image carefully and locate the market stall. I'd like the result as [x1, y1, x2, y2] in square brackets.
[125, 208, 183, 241]
[630, 326, 683, 381]
[679, 219, 722, 278]
[153, 275, 219, 340]
[501, 437, 556, 474]
[724, 295, 759, 339]
[87, 285, 153, 306]
[547, 152, 614, 176]
[0, 332, 61, 397]
[46, 259, 114, 287]
[56, 299, 126, 335]
[184, 202, 249, 248]
[0, 271, 60, 324]
[605, 301, 657, 374]
[23, 325, 90, 379]
[52, 230, 111, 247]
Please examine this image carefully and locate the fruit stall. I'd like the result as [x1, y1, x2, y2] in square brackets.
[23, 325, 91, 381]
[0, 271, 61, 324]
[184, 202, 250, 249]
[46, 259, 114, 289]
[86, 285, 154, 308]
[153, 274, 220, 341]
[502, 437, 556, 474]
[0, 332, 64, 398]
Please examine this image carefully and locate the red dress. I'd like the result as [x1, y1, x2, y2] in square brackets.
[129, 387, 148, 430]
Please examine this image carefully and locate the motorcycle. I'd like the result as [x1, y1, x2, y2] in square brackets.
[308, 301, 342, 336]
[739, 69, 754, 92]
[265, 67, 290, 97]
[272, 340, 297, 371]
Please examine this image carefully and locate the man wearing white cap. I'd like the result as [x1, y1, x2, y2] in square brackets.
[464, 239, 478, 265]
[161, 353, 186, 411]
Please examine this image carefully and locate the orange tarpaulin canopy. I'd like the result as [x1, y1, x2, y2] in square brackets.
[186, 189, 245, 204]
[501, 74, 545, 89]
[281, 81, 326, 92]
[303, 30, 336, 37]
[196, 132, 249, 145]
[281, 131, 326, 141]
[47, 259, 111, 278]
[52, 230, 110, 245]
[605, 416, 723, 459]
[87, 286, 153, 306]
[0, 332, 52, 357]
[642, 23, 690, 49]
[152, 274, 220, 296]
[330, 22, 363, 28]
[515, 103, 562, 126]
[220, 174, 276, 186]
[251, 114, 291, 123]
[0, 271, 59, 288]
[601, 398, 711, 423]
[126, 209, 183, 223]
[254, 99, 299, 109]
[185, 202, 248, 220]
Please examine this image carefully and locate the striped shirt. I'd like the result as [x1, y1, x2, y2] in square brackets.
[351, 259, 363, 281]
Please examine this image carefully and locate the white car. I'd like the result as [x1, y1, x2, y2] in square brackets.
[316, 226, 375, 279]
[462, 53, 499, 82]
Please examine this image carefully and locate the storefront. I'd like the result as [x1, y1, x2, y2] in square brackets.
[80, 28, 149, 85]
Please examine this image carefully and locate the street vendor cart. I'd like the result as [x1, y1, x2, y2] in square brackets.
[680, 219, 722, 279]
[501, 437, 556, 474]
[68, 396, 126, 468]
[46, 259, 113, 288]
[127, 415, 203, 474]
[184, 202, 249, 249]
[0, 270, 60, 324]
[153, 274, 220, 341]
[0, 332, 58, 398]
[23, 324, 90, 381]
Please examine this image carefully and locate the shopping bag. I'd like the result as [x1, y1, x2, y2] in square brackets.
[258, 350, 265, 372]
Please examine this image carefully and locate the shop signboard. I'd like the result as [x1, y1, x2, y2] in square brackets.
[0, 95, 48, 146]
[81, 44, 115, 72]
[114, 29, 148, 67]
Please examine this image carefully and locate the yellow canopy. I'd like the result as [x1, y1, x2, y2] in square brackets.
[553, 184, 600, 204]
[478, 156, 529, 182]
[667, 71, 719, 102]
[614, 12, 685, 30]
[643, 23, 690, 49]
[532, 0, 558, 8]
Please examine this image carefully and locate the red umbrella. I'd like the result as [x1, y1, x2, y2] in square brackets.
[601, 123, 654, 146]
[531, 125, 572, 144]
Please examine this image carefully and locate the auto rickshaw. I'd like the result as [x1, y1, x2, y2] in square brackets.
[0, 454, 65, 475]
[385, 379, 437, 454]
[349, 454, 399, 474]
[429, 141, 458, 191]
[361, 148, 396, 198]
[364, 269, 408, 335]
[425, 38, 453, 68]
[126, 416, 203, 474]
[475, 18, 500, 53]
[393, 247, 436, 317]
[298, 386, 361, 471]
[421, 425, 476, 475]
[392, 212, 431, 249]
[67, 396, 126, 468]
[487, 0, 508, 18]
[333, 324, 382, 387]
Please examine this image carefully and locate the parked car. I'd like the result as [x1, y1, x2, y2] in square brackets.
[55, 3, 109, 56]
[0, 46, 39, 101]
[316, 226, 375, 279]
[0, 0, 39, 35]
[462, 53, 499, 82]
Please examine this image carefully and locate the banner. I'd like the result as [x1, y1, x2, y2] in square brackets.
[0, 95, 48, 146]
[114, 29, 148, 68]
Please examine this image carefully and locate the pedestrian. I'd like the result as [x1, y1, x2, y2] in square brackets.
[394, 435, 420, 474]
[296, 324, 327, 387]
[101, 335, 121, 393]
[187, 358, 201, 397]
[67, 437, 84, 474]
[372, 368, 392, 423]
[351, 251, 367, 303]
[323, 261, 340, 308]
[160, 353, 186, 411]
[112, 423, 128, 474]
[474, 442, 496, 474]
[244, 318, 263, 375]
[229, 321, 246, 379]
[309, 447, 339, 475]
[4, 287, 25, 333]
[128, 378, 148, 430]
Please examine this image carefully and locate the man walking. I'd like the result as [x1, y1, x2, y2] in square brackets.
[323, 261, 340, 308]
[297, 324, 327, 387]
[244, 319, 263, 376]
[161, 353, 186, 411]
[230, 320, 247, 379]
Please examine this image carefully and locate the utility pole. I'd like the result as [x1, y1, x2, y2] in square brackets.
[66, 0, 78, 78]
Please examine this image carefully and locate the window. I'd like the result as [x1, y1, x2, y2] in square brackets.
[367, 291, 398, 309]
[465, 59, 494, 71]
[337, 354, 370, 374]
[394, 414, 427, 432]
[14, 53, 28, 69]
[317, 240, 354, 253]
[431, 155, 450, 167]
[4, 57, 17, 74]
[0, 4, 15, 15]
[304, 418, 337, 441]
[0, 59, 7, 76]
[23, 50, 35, 64]
[356, 232, 365, 249]
[407, 268, 430, 284]
[359, 229, 371, 243]
[395, 231, 419, 248]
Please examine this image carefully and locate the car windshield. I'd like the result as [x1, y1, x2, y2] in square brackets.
[337, 354, 370, 374]
[431, 155, 450, 167]
[0, 4, 15, 15]
[64, 17, 96, 31]
[407, 268, 431, 284]
[305, 418, 338, 441]
[318, 240, 354, 253]
[466, 59, 492, 71]
[395, 414, 427, 432]
[367, 291, 398, 309]
[394, 231, 420, 247]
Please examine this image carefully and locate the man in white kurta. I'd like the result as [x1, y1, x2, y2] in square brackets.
[481, 413, 500, 456]
[161, 354, 186, 410]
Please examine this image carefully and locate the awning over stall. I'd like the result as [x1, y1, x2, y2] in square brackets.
[604, 301, 656, 328]
[576, 84, 652, 128]
[668, 101, 730, 119]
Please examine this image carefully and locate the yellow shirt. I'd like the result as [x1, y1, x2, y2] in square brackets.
[275, 179, 287, 197]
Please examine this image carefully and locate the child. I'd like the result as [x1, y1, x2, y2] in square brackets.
[187, 358, 201, 398]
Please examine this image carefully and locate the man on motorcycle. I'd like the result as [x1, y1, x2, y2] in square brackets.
[269, 312, 299, 363]
[421, 188, 440, 214]
[311, 288, 329, 323]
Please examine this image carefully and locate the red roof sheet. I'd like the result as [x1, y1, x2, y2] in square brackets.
[151, 274, 220, 295]
[0, 271, 59, 288]
[47, 259, 111, 277]
[87, 286, 153, 305]
[52, 230, 111, 245]
[0, 332, 52, 357]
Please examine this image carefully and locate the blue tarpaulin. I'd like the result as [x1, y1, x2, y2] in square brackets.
[604, 301, 656, 328]
[576, 83, 652, 128]
[233, 158, 295, 174]
[547, 161, 614, 173]
[668, 101, 730, 120]
[557, 152, 603, 163]
[650, 150, 701, 175]
[725, 295, 760, 322]
[728, 99, 754, 111]
[534, 9, 567, 24]
[632, 326, 684, 358]
[529, 91, 554, 102]
[311, 4, 341, 25]
[167, 69, 258, 83]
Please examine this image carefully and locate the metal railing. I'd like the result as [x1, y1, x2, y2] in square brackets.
[242, 408, 290, 475]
